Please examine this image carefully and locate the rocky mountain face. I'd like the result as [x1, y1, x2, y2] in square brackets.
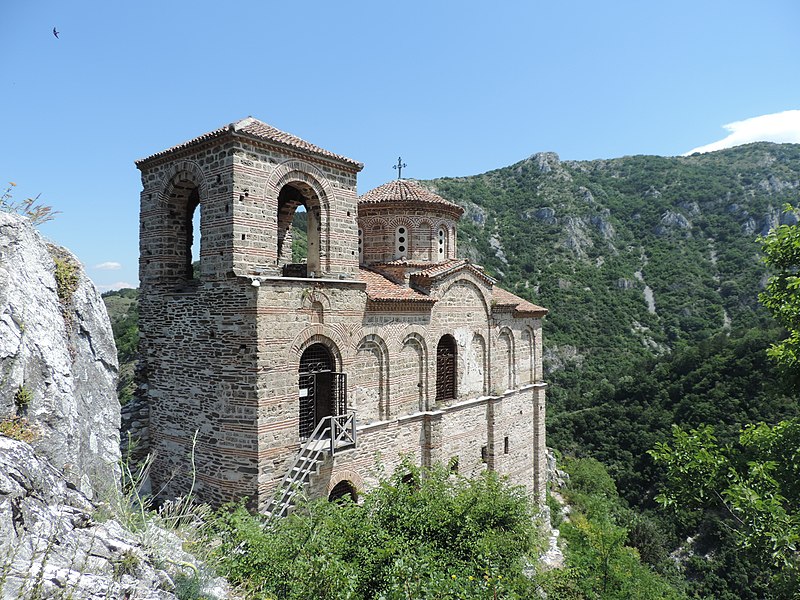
[425, 142, 800, 407]
[0, 211, 120, 495]
[0, 436, 198, 600]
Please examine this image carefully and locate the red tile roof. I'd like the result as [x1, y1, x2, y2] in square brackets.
[359, 268, 436, 304]
[136, 117, 363, 169]
[412, 259, 495, 286]
[359, 180, 464, 214]
[491, 286, 548, 317]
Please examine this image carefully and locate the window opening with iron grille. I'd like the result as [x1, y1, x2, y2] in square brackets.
[436, 335, 457, 402]
[298, 343, 347, 440]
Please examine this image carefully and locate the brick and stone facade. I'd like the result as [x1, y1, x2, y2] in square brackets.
[134, 118, 548, 511]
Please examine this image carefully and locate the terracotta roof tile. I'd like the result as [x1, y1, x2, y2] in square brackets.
[413, 259, 467, 279]
[373, 259, 442, 268]
[491, 286, 548, 317]
[359, 268, 435, 304]
[411, 259, 495, 286]
[359, 180, 464, 214]
[136, 117, 362, 169]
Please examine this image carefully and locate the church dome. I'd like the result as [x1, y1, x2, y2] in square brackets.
[359, 179, 463, 218]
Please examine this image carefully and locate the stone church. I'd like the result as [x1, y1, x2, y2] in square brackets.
[134, 117, 547, 513]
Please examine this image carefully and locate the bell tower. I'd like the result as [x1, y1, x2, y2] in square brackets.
[135, 118, 362, 506]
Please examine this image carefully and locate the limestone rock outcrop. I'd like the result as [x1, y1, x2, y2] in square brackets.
[0, 436, 227, 600]
[0, 212, 120, 497]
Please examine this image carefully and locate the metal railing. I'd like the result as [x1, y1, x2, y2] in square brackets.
[266, 411, 357, 518]
[329, 412, 357, 455]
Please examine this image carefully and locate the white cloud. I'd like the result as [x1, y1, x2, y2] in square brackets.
[684, 110, 800, 155]
[97, 281, 135, 292]
[94, 261, 122, 271]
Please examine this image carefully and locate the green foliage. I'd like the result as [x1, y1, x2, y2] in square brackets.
[557, 458, 686, 599]
[0, 416, 37, 443]
[1, 182, 59, 225]
[651, 420, 800, 592]
[205, 462, 545, 599]
[53, 256, 79, 304]
[759, 204, 800, 371]
[292, 209, 308, 262]
[549, 328, 797, 598]
[13, 385, 33, 410]
[112, 549, 141, 578]
[102, 288, 140, 404]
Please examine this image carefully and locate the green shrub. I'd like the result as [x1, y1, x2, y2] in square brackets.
[53, 256, 79, 304]
[0, 416, 37, 443]
[14, 385, 33, 410]
[204, 461, 544, 599]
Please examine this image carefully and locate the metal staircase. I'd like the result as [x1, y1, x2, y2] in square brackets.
[266, 411, 357, 518]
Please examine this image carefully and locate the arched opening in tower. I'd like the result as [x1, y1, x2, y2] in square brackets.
[165, 178, 201, 283]
[277, 183, 322, 277]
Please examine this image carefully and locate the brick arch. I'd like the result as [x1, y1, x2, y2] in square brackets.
[358, 216, 383, 229]
[468, 332, 488, 396]
[265, 160, 335, 273]
[151, 160, 209, 283]
[360, 217, 390, 263]
[438, 276, 491, 320]
[354, 333, 390, 419]
[522, 326, 536, 384]
[385, 215, 415, 229]
[433, 220, 453, 261]
[412, 219, 434, 261]
[400, 331, 428, 411]
[157, 160, 208, 207]
[386, 217, 413, 260]
[326, 468, 364, 497]
[299, 288, 332, 311]
[497, 327, 515, 391]
[291, 328, 347, 372]
[264, 159, 335, 209]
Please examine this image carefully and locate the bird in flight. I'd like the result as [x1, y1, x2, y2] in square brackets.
[53, 27, 59, 39]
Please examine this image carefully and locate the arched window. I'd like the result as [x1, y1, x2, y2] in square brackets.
[358, 228, 363, 264]
[186, 188, 201, 280]
[395, 225, 409, 259]
[436, 335, 457, 402]
[437, 227, 446, 260]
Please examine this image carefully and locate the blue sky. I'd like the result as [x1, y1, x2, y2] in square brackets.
[2, 0, 799, 291]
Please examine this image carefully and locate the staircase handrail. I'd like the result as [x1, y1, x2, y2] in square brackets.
[266, 410, 358, 518]
[330, 411, 357, 455]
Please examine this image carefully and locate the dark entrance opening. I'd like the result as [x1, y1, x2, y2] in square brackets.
[299, 343, 346, 440]
[328, 480, 357, 503]
[436, 334, 457, 402]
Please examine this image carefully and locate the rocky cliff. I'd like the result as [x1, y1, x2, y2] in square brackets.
[0, 436, 230, 599]
[0, 212, 120, 497]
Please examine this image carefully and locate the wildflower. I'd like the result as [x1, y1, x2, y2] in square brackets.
[451, 574, 456, 580]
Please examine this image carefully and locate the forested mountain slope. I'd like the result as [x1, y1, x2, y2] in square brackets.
[426, 142, 800, 411]
[425, 143, 800, 599]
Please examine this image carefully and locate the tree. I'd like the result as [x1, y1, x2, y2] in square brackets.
[649, 421, 800, 592]
[759, 205, 800, 370]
